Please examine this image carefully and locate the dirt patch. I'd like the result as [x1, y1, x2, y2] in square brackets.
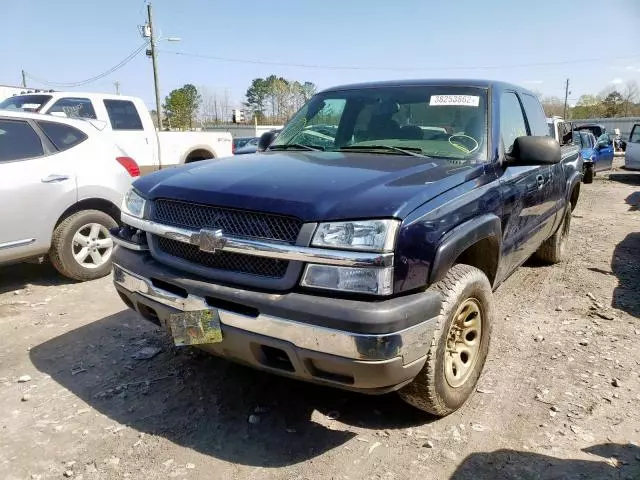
[1, 160, 639, 480]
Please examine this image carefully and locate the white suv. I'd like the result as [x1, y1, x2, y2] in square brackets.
[0, 111, 138, 280]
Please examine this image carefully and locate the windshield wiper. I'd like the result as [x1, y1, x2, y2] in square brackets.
[269, 143, 323, 152]
[338, 145, 430, 158]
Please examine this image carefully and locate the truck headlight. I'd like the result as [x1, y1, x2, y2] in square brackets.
[301, 265, 393, 295]
[121, 189, 146, 219]
[311, 219, 399, 252]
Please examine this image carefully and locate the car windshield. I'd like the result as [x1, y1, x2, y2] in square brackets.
[0, 94, 52, 112]
[270, 86, 489, 163]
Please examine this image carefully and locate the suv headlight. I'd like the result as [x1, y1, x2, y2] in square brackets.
[121, 189, 146, 219]
[311, 219, 399, 252]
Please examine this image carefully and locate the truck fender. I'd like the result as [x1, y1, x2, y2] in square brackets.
[429, 214, 502, 286]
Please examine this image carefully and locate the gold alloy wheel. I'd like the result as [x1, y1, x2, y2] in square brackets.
[444, 298, 483, 388]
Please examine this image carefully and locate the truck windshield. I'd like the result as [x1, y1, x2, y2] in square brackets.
[271, 86, 489, 162]
[0, 95, 52, 112]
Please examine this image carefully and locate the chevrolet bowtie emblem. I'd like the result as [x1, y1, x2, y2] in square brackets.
[198, 228, 227, 253]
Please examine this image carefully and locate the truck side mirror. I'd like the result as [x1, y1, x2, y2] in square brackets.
[258, 131, 277, 152]
[507, 136, 561, 165]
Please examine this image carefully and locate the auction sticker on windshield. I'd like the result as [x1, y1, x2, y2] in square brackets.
[429, 95, 480, 107]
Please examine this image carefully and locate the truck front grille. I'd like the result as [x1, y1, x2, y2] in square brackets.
[156, 237, 289, 279]
[153, 199, 302, 244]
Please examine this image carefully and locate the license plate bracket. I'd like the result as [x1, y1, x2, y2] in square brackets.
[167, 309, 223, 346]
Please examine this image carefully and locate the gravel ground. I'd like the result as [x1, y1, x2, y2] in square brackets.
[1, 159, 639, 480]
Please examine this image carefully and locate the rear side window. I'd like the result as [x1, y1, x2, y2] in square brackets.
[103, 100, 143, 130]
[48, 97, 97, 119]
[37, 121, 88, 151]
[500, 92, 528, 153]
[520, 94, 548, 137]
[630, 125, 640, 143]
[0, 119, 44, 162]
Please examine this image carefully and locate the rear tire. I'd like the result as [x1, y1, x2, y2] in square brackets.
[50, 210, 117, 281]
[534, 206, 571, 264]
[398, 264, 493, 417]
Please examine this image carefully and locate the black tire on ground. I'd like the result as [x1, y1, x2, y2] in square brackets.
[583, 165, 594, 184]
[534, 206, 571, 264]
[49, 210, 118, 281]
[398, 264, 493, 417]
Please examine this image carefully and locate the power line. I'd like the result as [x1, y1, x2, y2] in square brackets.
[158, 50, 640, 72]
[25, 41, 149, 88]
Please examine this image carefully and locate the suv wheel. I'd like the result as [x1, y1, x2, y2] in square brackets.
[534, 206, 571, 264]
[399, 264, 493, 417]
[50, 210, 117, 281]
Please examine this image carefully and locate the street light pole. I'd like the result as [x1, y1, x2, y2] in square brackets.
[147, 3, 163, 130]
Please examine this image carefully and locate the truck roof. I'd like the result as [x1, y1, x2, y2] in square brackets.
[8, 91, 141, 103]
[320, 79, 536, 96]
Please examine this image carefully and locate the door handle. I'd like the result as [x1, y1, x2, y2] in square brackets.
[536, 175, 545, 189]
[41, 174, 71, 183]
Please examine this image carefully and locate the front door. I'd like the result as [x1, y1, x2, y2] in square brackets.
[595, 134, 614, 171]
[497, 92, 556, 279]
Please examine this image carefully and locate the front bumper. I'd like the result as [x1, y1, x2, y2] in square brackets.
[112, 247, 439, 393]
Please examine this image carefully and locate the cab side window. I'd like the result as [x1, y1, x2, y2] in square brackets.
[500, 92, 528, 153]
[520, 93, 547, 137]
[49, 97, 97, 119]
[103, 100, 144, 130]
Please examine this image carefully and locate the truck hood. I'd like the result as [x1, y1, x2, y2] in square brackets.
[133, 152, 484, 221]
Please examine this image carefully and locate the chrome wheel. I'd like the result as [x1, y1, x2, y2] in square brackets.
[71, 223, 113, 269]
[445, 298, 483, 388]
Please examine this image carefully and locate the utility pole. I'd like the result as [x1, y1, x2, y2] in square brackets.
[563, 78, 570, 119]
[114, 81, 120, 95]
[147, 3, 163, 130]
[21, 70, 26, 88]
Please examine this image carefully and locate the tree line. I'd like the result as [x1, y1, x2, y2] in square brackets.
[244, 75, 316, 124]
[158, 76, 316, 129]
[538, 80, 639, 119]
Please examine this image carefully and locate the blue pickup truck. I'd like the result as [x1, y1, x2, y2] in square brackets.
[111, 80, 583, 416]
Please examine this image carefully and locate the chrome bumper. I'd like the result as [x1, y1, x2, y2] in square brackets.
[113, 264, 434, 363]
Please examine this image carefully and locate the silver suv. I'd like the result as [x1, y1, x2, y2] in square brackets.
[0, 111, 137, 280]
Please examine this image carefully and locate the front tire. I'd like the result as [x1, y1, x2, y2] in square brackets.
[50, 210, 117, 281]
[399, 264, 493, 417]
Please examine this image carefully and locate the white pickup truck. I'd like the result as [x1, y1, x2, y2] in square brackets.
[0, 91, 233, 174]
